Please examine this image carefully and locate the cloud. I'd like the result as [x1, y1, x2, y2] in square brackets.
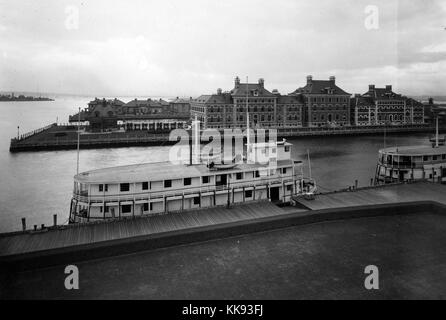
[0, 0, 446, 96]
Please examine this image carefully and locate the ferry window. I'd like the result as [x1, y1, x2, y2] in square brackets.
[423, 156, 429, 162]
[184, 178, 192, 186]
[443, 154, 446, 160]
[122, 205, 131, 213]
[282, 168, 287, 174]
[120, 183, 130, 192]
[236, 172, 243, 180]
[433, 155, 438, 161]
[142, 182, 149, 190]
[99, 184, 103, 192]
[164, 180, 172, 188]
[202, 176, 210, 184]
[255, 170, 260, 178]
[104, 206, 109, 213]
[104, 184, 108, 192]
[285, 146, 290, 152]
[193, 197, 200, 205]
[143, 203, 149, 211]
[245, 190, 253, 198]
[287, 185, 292, 191]
[150, 203, 153, 211]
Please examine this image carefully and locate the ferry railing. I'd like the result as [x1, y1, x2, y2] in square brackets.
[72, 173, 304, 203]
[11, 122, 57, 142]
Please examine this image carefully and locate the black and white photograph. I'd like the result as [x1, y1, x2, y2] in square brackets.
[0, 0, 446, 305]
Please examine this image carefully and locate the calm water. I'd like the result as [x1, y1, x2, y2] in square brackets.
[0, 98, 434, 232]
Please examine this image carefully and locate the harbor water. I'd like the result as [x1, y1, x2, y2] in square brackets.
[0, 97, 436, 232]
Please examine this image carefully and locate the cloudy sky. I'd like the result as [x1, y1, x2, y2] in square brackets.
[0, 0, 445, 97]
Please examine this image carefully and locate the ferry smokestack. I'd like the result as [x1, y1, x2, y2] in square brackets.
[194, 114, 200, 164]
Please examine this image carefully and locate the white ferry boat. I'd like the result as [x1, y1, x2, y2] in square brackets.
[375, 116, 446, 184]
[69, 138, 316, 223]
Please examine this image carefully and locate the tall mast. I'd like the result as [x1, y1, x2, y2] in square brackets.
[76, 107, 80, 175]
[246, 76, 250, 148]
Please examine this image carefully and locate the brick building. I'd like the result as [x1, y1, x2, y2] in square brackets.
[289, 76, 351, 127]
[191, 77, 304, 129]
[352, 85, 424, 126]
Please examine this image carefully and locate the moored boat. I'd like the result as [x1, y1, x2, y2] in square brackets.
[69, 137, 316, 223]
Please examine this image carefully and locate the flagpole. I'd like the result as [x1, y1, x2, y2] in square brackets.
[246, 76, 250, 147]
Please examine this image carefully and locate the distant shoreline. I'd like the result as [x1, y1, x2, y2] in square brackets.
[0, 97, 54, 102]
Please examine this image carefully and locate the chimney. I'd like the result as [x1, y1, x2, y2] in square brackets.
[386, 85, 392, 91]
[329, 76, 336, 84]
[217, 88, 222, 95]
[306, 75, 313, 85]
[369, 84, 375, 91]
[429, 97, 434, 105]
[235, 76, 240, 88]
[258, 78, 264, 88]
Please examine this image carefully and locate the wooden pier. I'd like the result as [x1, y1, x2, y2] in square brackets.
[0, 201, 286, 259]
[293, 181, 446, 211]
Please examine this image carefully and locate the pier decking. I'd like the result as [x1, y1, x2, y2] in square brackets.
[0, 201, 285, 258]
[294, 182, 446, 211]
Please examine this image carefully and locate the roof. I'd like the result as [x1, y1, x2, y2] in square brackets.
[363, 87, 404, 101]
[74, 159, 294, 184]
[352, 95, 374, 106]
[125, 99, 169, 108]
[88, 98, 125, 106]
[231, 83, 275, 97]
[291, 80, 350, 96]
[379, 145, 446, 156]
[194, 94, 233, 104]
[171, 98, 191, 104]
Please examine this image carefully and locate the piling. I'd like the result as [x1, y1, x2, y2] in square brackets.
[21, 218, 26, 231]
[53, 214, 57, 227]
[355, 180, 358, 189]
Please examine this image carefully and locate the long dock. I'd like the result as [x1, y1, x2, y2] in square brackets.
[9, 123, 441, 152]
[293, 181, 446, 211]
[1, 182, 445, 272]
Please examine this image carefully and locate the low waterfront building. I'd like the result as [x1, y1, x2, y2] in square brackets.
[352, 85, 424, 126]
[69, 97, 189, 132]
[191, 77, 304, 129]
[84, 98, 125, 131]
[289, 76, 351, 127]
[124, 98, 170, 114]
